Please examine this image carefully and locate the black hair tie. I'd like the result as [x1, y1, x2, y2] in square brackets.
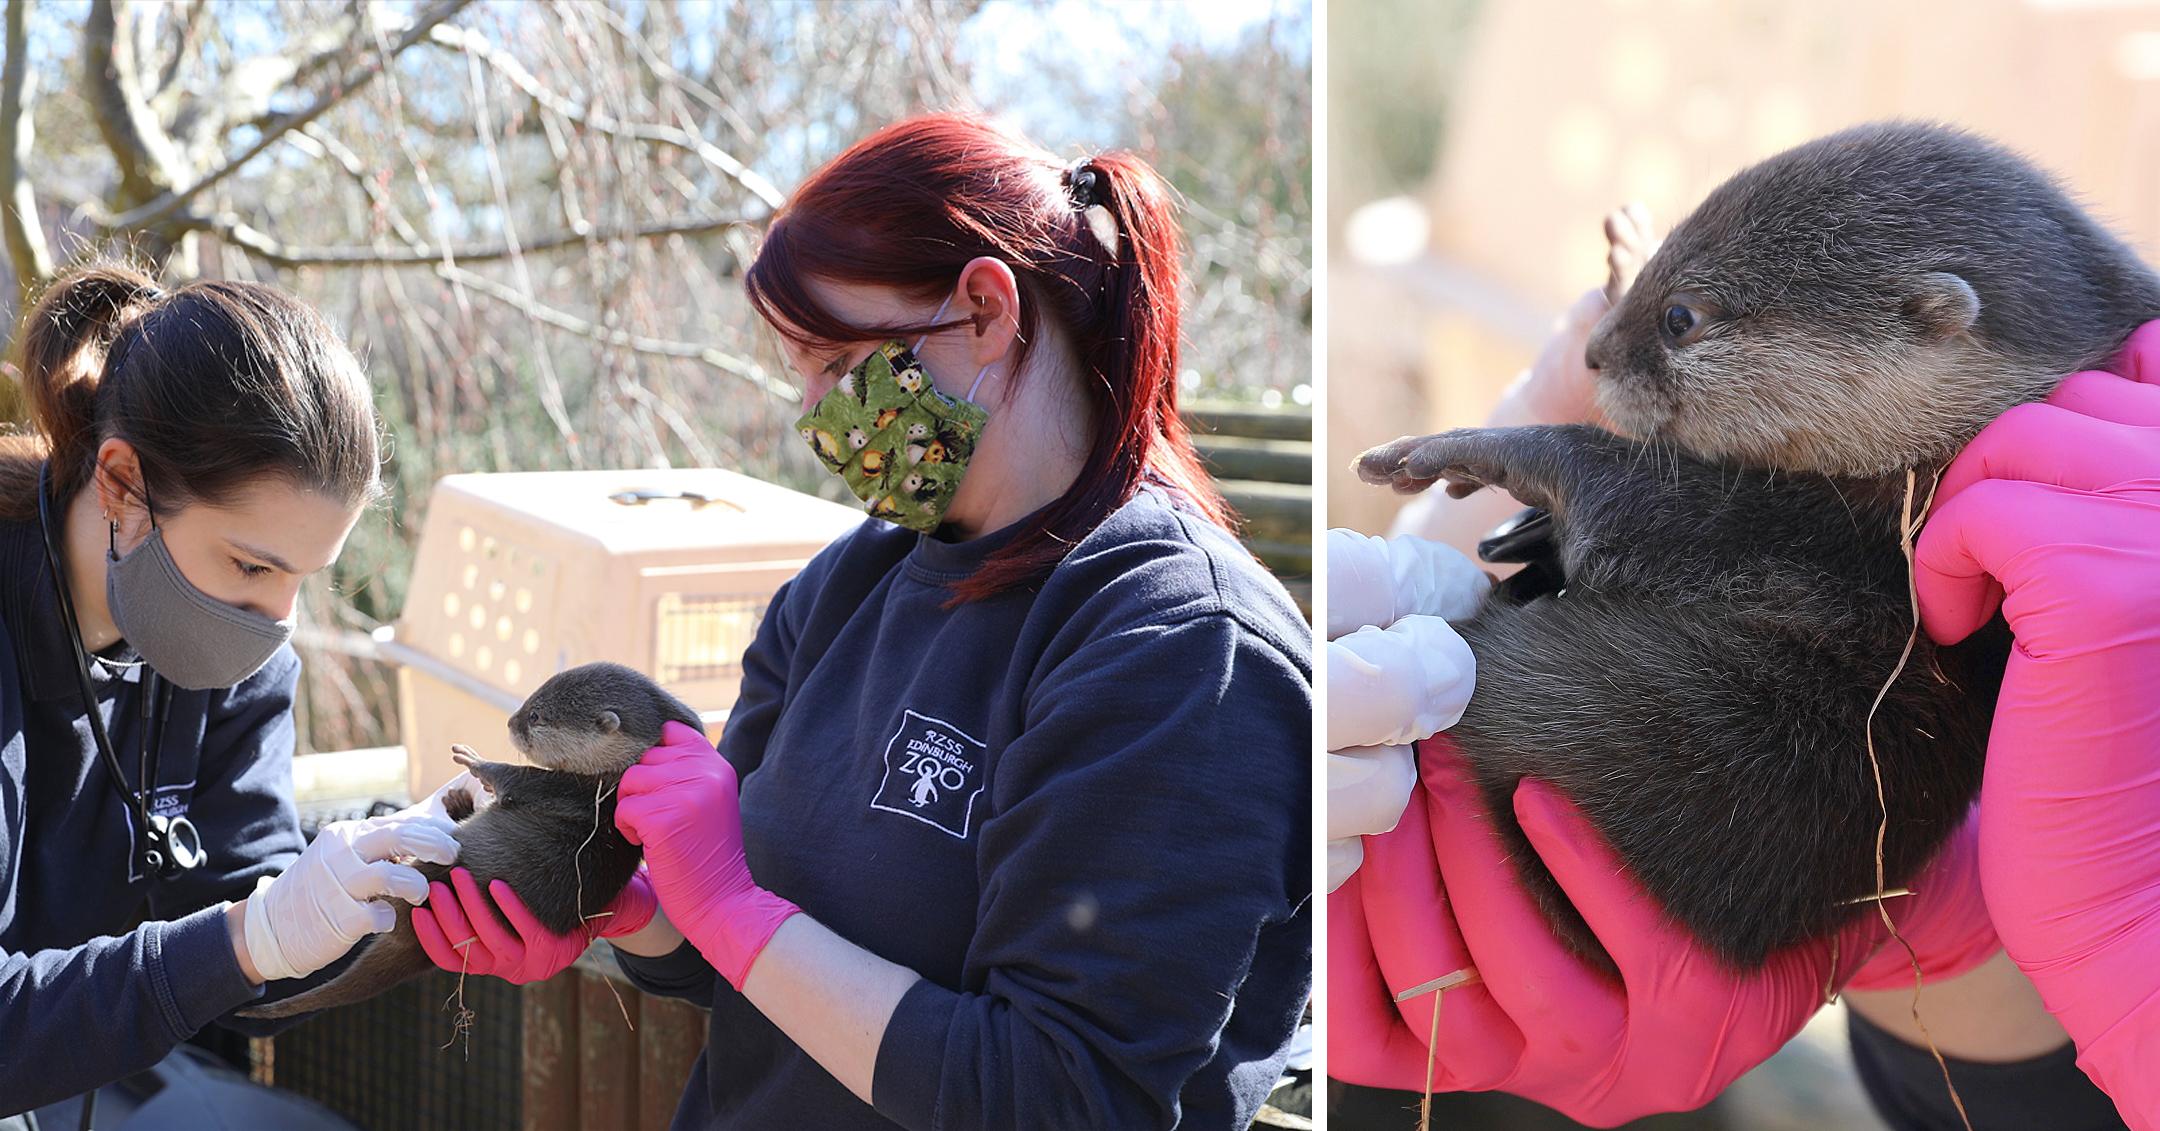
[1064, 160, 1104, 209]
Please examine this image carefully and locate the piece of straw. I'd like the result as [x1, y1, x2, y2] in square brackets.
[575, 776, 635, 1031]
[1396, 968, 1481, 1131]
[1862, 467, 1971, 1131]
[441, 938, 477, 1058]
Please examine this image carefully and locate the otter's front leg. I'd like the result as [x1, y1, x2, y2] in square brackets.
[1358, 424, 1702, 591]
[1356, 423, 1640, 509]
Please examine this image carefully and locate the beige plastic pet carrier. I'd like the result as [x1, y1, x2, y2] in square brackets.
[375, 468, 863, 796]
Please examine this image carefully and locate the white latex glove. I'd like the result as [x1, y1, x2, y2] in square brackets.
[1326, 529, 1487, 892]
[1327, 745, 1417, 892]
[1326, 617, 1478, 750]
[243, 810, 460, 982]
[1325, 528, 1486, 638]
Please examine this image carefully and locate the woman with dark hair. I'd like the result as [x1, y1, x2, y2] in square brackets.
[0, 264, 460, 1124]
[415, 113, 1313, 1128]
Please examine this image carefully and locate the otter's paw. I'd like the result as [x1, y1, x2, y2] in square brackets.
[1602, 202, 1658, 305]
[1357, 431, 1532, 500]
[1401, 429, 1567, 507]
[448, 744, 506, 799]
[1356, 433, 1454, 495]
[1356, 431, 1512, 496]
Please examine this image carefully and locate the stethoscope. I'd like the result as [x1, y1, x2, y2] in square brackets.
[34, 463, 205, 882]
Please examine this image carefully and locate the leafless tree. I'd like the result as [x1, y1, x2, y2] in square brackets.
[0, 0, 1310, 752]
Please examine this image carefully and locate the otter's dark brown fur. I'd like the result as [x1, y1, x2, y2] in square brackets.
[237, 662, 701, 1019]
[1360, 122, 2160, 969]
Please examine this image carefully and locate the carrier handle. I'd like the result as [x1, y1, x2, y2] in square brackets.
[608, 488, 740, 511]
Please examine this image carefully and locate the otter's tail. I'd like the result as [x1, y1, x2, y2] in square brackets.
[233, 914, 433, 1020]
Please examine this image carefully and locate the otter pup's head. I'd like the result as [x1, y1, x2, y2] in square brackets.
[1584, 122, 2159, 477]
[508, 661, 704, 776]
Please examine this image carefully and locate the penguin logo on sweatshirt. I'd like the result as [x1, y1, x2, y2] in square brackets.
[871, 710, 988, 839]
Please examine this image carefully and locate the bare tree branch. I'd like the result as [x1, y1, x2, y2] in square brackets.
[426, 21, 784, 212]
[84, 0, 189, 211]
[285, 124, 428, 248]
[93, 0, 473, 232]
[196, 208, 751, 266]
[1, 0, 50, 304]
[220, 9, 367, 134]
[433, 262, 796, 403]
[583, 3, 760, 158]
[148, 0, 207, 116]
[169, 12, 362, 160]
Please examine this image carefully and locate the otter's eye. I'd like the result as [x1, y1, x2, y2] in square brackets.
[1658, 296, 1717, 347]
[1662, 305, 1695, 339]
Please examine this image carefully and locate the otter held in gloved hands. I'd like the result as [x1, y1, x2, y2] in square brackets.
[238, 662, 701, 1019]
[1359, 122, 2160, 969]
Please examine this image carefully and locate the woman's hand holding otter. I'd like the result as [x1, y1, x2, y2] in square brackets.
[615, 721, 800, 989]
[235, 810, 460, 983]
[1332, 745, 1994, 1126]
[1915, 330, 2160, 1125]
[411, 868, 658, 984]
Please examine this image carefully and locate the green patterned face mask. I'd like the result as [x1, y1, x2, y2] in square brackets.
[793, 315, 991, 533]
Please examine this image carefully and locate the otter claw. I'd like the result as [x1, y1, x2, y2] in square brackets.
[1355, 436, 1418, 483]
[1357, 434, 1452, 496]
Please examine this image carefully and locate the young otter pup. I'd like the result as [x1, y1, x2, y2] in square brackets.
[238, 662, 701, 1019]
[1359, 122, 2160, 969]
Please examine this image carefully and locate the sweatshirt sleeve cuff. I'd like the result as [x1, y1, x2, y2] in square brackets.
[871, 978, 961, 1130]
[611, 938, 719, 1007]
[147, 903, 262, 1037]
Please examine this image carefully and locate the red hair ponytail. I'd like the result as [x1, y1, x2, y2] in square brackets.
[745, 113, 1232, 602]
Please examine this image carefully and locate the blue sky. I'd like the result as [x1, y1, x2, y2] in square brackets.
[959, 0, 1311, 150]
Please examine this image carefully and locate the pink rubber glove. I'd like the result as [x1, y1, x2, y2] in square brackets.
[1914, 328, 2160, 1128]
[614, 721, 800, 989]
[412, 867, 658, 984]
[1330, 744, 1993, 1126]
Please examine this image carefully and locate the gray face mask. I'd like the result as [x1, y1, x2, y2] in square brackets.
[106, 523, 294, 690]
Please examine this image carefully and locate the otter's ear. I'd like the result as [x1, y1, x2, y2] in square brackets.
[597, 710, 621, 734]
[1903, 272, 1980, 340]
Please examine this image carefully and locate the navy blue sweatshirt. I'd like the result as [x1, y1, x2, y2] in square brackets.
[0, 514, 329, 1117]
[616, 487, 1313, 1130]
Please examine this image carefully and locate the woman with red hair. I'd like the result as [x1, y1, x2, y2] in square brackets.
[416, 113, 1313, 1129]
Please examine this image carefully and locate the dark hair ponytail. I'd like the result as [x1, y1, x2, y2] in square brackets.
[745, 114, 1232, 603]
[3, 263, 164, 513]
[0, 260, 380, 522]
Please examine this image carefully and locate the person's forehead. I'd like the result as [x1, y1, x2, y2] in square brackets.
[175, 480, 357, 564]
[802, 278, 919, 330]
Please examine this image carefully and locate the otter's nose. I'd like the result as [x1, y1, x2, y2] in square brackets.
[1583, 315, 1621, 374]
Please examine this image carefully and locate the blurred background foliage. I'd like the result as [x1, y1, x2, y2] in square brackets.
[0, 0, 1310, 753]
[1322, 0, 1475, 232]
